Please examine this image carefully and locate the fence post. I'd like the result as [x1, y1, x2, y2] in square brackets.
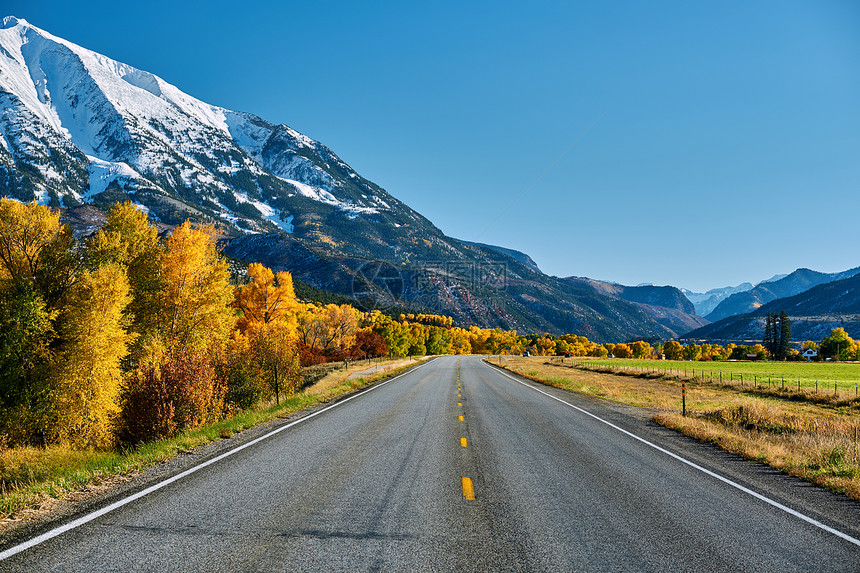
[682, 378, 686, 417]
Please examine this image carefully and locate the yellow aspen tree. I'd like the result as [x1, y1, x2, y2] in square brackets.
[323, 304, 360, 352]
[0, 198, 61, 282]
[160, 222, 235, 355]
[234, 263, 297, 331]
[52, 263, 132, 447]
[88, 202, 163, 363]
[234, 264, 301, 403]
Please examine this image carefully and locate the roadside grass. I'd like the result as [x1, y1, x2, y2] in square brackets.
[491, 356, 860, 501]
[0, 357, 428, 524]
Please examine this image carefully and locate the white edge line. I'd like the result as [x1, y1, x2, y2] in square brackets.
[487, 362, 860, 548]
[0, 360, 431, 561]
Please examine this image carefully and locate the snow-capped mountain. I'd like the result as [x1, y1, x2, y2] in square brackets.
[0, 16, 718, 341]
[0, 15, 437, 249]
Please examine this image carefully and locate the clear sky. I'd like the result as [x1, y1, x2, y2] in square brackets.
[8, 1, 860, 292]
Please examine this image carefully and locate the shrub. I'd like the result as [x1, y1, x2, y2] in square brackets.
[218, 354, 268, 410]
[120, 351, 225, 443]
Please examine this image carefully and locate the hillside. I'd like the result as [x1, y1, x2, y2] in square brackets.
[685, 272, 860, 342]
[560, 278, 709, 338]
[706, 267, 860, 322]
[224, 234, 701, 341]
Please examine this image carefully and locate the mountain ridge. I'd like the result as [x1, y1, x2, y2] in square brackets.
[705, 267, 860, 322]
[685, 272, 860, 342]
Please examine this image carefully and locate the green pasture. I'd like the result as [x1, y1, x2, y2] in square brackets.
[571, 358, 860, 393]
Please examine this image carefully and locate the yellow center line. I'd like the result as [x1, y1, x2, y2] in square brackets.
[458, 415, 464, 421]
[462, 477, 475, 500]
[460, 437, 468, 447]
[457, 402, 462, 406]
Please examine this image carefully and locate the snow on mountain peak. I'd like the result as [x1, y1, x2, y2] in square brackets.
[0, 16, 407, 235]
[2, 16, 24, 29]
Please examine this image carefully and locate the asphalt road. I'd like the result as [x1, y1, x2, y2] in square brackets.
[3, 355, 860, 571]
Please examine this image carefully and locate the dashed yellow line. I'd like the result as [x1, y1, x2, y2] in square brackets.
[461, 477, 475, 500]
[458, 415, 464, 421]
[460, 437, 468, 448]
[457, 402, 462, 406]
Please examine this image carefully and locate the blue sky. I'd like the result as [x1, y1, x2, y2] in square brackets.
[8, 1, 860, 292]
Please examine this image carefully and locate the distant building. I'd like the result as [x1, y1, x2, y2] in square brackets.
[802, 349, 818, 361]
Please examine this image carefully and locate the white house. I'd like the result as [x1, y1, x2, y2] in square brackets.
[802, 348, 818, 361]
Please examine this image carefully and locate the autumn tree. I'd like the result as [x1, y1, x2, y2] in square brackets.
[296, 303, 361, 363]
[86, 202, 162, 364]
[613, 343, 632, 359]
[351, 328, 389, 359]
[664, 340, 683, 360]
[51, 264, 132, 447]
[0, 199, 77, 444]
[233, 264, 301, 403]
[449, 328, 472, 354]
[159, 222, 235, 356]
[682, 343, 702, 361]
[629, 341, 652, 359]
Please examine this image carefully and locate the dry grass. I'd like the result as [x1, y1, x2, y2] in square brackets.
[494, 356, 860, 501]
[305, 357, 426, 397]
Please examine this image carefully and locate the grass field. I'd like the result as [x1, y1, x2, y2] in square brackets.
[569, 358, 860, 395]
[493, 356, 860, 501]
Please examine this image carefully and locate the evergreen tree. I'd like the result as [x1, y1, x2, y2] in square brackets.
[763, 312, 775, 357]
[778, 310, 791, 360]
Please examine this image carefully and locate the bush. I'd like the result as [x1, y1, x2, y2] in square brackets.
[120, 351, 225, 443]
[218, 355, 268, 410]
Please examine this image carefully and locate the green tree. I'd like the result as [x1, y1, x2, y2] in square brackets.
[0, 281, 56, 444]
[763, 312, 775, 356]
[777, 310, 791, 360]
[820, 328, 854, 361]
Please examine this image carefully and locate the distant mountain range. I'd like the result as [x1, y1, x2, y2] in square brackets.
[703, 267, 860, 322]
[685, 272, 860, 342]
[682, 283, 754, 317]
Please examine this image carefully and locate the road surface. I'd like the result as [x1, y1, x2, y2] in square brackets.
[2, 355, 859, 571]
